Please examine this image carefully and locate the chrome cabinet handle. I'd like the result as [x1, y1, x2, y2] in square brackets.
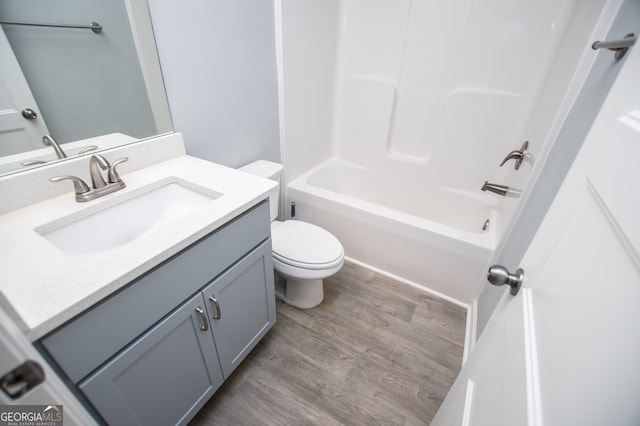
[195, 306, 209, 331]
[499, 141, 529, 170]
[209, 295, 221, 320]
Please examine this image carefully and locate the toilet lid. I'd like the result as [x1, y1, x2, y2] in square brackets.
[272, 220, 344, 268]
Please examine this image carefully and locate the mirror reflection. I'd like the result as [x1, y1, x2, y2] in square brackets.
[0, 0, 173, 176]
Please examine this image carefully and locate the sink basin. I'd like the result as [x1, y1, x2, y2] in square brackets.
[36, 180, 221, 256]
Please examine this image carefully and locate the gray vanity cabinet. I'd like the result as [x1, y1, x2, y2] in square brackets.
[38, 201, 276, 425]
[79, 292, 224, 426]
[203, 240, 276, 378]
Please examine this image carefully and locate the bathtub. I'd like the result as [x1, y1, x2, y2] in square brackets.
[286, 160, 497, 303]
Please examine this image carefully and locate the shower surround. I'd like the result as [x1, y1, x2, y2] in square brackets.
[279, 0, 612, 302]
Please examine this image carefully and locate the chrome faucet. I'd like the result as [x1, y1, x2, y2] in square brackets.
[89, 154, 110, 188]
[42, 135, 68, 159]
[481, 181, 509, 196]
[50, 154, 128, 202]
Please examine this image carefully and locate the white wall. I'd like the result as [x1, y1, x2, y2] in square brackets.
[280, 0, 606, 242]
[148, 0, 281, 168]
[331, 0, 579, 197]
[493, 0, 614, 238]
[279, 0, 339, 183]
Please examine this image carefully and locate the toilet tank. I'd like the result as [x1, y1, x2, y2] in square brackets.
[238, 160, 283, 221]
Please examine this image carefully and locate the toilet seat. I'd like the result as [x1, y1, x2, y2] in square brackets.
[271, 220, 344, 270]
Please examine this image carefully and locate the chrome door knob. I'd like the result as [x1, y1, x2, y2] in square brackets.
[487, 265, 525, 296]
[21, 108, 38, 120]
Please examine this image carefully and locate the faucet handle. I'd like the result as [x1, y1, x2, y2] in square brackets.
[499, 141, 529, 170]
[499, 150, 524, 167]
[108, 157, 128, 183]
[50, 175, 91, 198]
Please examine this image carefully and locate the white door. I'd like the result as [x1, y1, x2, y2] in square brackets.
[432, 37, 640, 425]
[0, 307, 96, 425]
[0, 25, 49, 156]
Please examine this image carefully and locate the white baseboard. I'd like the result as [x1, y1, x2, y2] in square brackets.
[344, 256, 469, 308]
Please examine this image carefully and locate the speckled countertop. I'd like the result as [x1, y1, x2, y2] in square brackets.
[0, 136, 275, 341]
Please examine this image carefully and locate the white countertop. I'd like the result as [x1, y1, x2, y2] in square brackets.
[0, 154, 276, 341]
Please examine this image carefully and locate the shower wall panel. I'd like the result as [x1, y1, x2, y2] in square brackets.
[333, 0, 576, 193]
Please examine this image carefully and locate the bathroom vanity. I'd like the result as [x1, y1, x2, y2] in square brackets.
[0, 134, 278, 425]
[39, 202, 274, 424]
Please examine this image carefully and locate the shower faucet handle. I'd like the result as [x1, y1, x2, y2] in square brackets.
[500, 141, 529, 170]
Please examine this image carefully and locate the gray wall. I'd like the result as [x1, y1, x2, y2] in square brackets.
[475, 0, 639, 337]
[0, 0, 157, 143]
[148, 0, 281, 168]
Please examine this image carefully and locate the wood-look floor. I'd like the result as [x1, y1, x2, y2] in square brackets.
[190, 261, 466, 425]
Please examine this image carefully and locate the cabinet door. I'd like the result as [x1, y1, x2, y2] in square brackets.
[202, 240, 276, 378]
[79, 293, 224, 426]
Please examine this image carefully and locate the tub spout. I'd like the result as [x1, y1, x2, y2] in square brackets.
[481, 181, 509, 196]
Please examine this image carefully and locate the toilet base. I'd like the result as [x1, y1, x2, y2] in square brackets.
[275, 275, 324, 309]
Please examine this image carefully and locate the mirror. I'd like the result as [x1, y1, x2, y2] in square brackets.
[0, 0, 173, 177]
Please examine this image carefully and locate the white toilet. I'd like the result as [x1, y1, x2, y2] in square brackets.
[240, 160, 344, 309]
